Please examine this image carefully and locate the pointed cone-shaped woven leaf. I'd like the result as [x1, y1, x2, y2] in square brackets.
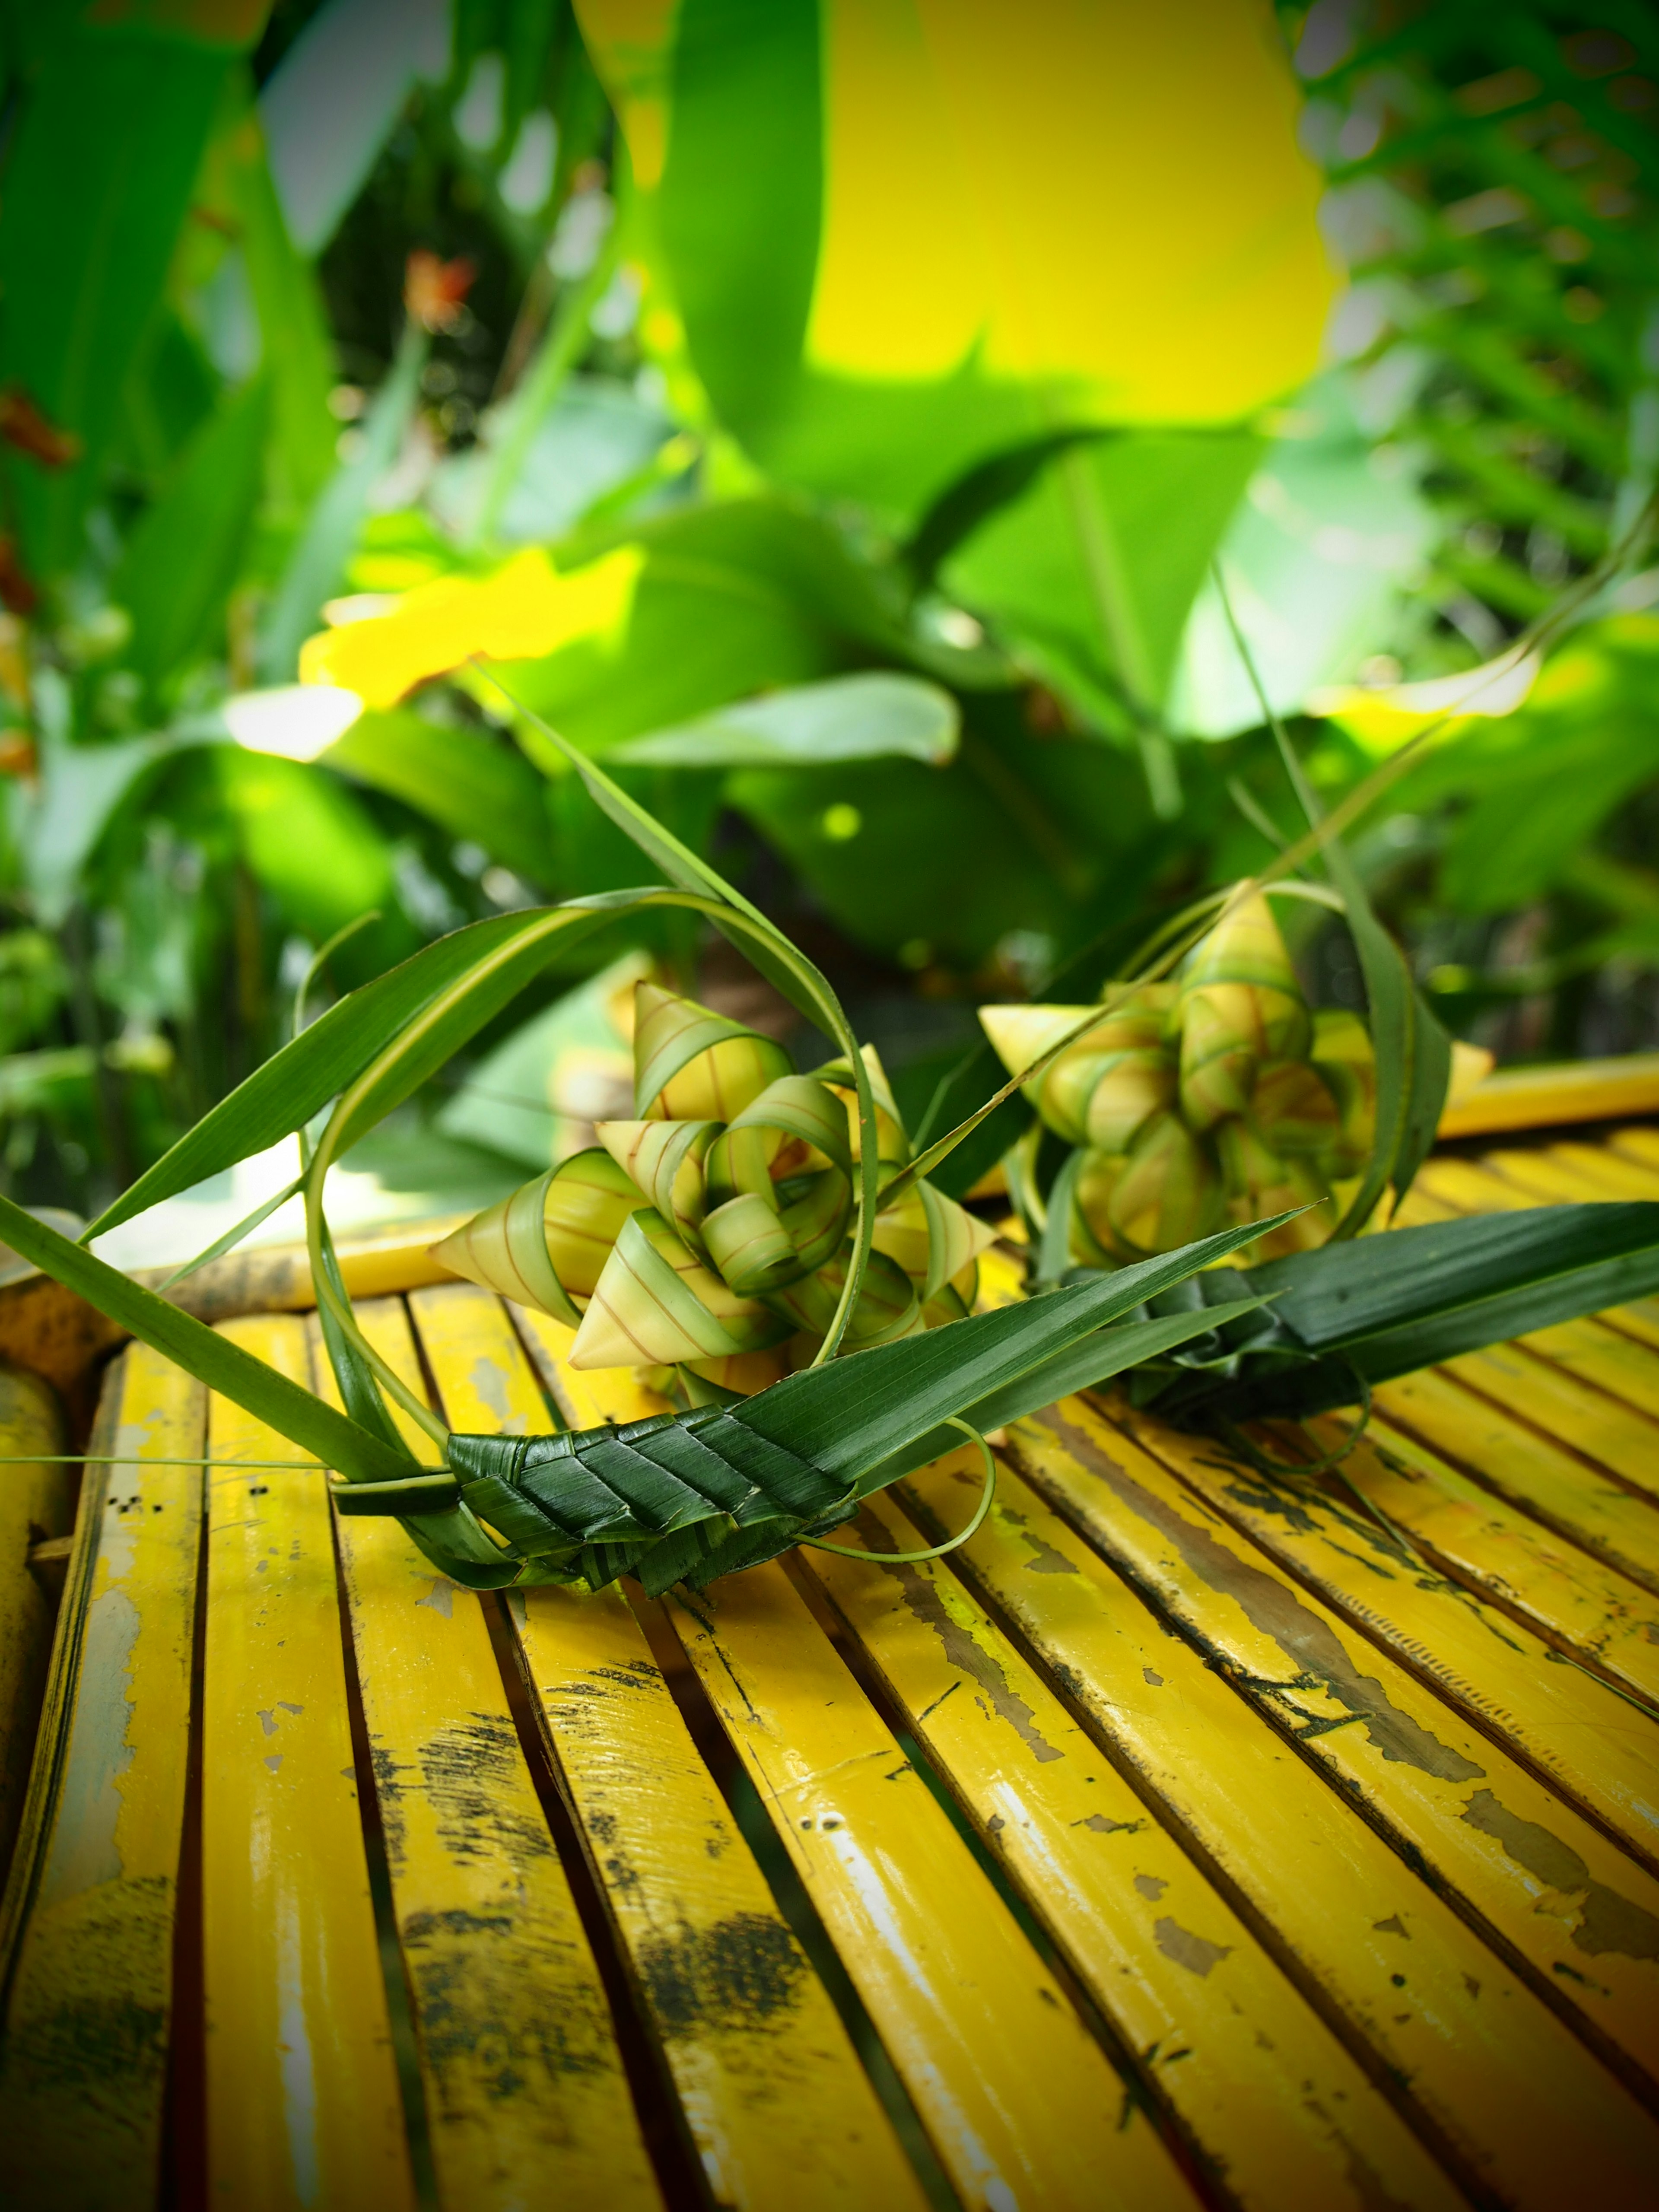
[632, 981, 792, 1121]
[1310, 1007, 1377, 1173]
[873, 1178, 998, 1303]
[570, 1207, 793, 1368]
[1176, 893, 1310, 1131]
[981, 993, 1176, 1149]
[597, 1117, 718, 1249]
[432, 1149, 647, 1322]
[1095, 1112, 1222, 1259]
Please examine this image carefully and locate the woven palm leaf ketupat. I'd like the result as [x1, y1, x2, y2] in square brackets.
[433, 981, 998, 1403]
[982, 891, 1377, 1266]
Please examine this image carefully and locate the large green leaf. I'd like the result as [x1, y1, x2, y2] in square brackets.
[0, 1192, 410, 1485]
[658, 0, 821, 444]
[942, 431, 1264, 743]
[327, 706, 557, 886]
[606, 671, 960, 769]
[114, 375, 270, 691]
[499, 499, 918, 749]
[216, 750, 404, 950]
[1170, 373, 1438, 738]
[727, 706, 1163, 968]
[0, 21, 238, 573]
[582, 0, 1332, 522]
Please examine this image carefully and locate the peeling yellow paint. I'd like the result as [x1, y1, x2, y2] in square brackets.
[667, 1560, 1200, 2212]
[900, 1447, 1659, 2210]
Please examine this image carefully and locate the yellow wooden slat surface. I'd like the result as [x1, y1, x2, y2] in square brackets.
[898, 1448, 1659, 2209]
[1440, 1338, 1659, 1503]
[0, 1366, 68, 1877]
[414, 1284, 929, 2212]
[995, 1395, 1659, 2094]
[666, 1556, 1202, 2212]
[794, 1479, 1464, 2212]
[0, 1347, 203, 2210]
[1113, 1399, 1659, 1876]
[316, 1297, 661, 2212]
[1610, 1125, 1659, 1176]
[1329, 1413, 1659, 1710]
[1372, 1362, 1659, 1595]
[1436, 1052, 1659, 1136]
[201, 1314, 414, 2212]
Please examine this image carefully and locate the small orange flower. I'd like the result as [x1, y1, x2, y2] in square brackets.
[404, 251, 476, 333]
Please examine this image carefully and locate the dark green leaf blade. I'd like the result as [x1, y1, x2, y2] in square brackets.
[85, 909, 571, 1239]
[737, 1214, 1294, 1483]
[1245, 1203, 1659, 1348]
[0, 1193, 410, 1484]
[1207, 1203, 1659, 1418]
[856, 1299, 1267, 1495]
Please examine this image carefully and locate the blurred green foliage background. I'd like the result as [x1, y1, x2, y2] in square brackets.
[0, 0, 1655, 1234]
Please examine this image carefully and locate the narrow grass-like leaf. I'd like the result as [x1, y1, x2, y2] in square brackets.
[161, 1174, 304, 1288]
[1251, 1202, 1659, 1351]
[85, 909, 568, 1239]
[0, 1192, 410, 1483]
[1151, 1202, 1659, 1421]
[1212, 566, 1451, 1234]
[311, 1214, 417, 1472]
[606, 672, 960, 769]
[854, 1299, 1267, 1495]
[736, 1213, 1293, 1483]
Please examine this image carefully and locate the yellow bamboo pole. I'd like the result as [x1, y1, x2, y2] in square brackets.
[0, 1365, 67, 1878]
[0, 1347, 204, 2208]
[795, 1482, 1462, 2212]
[902, 1447, 1659, 2209]
[994, 1393, 1659, 2091]
[316, 1295, 661, 2212]
[666, 1557, 1201, 2212]
[407, 1283, 929, 2212]
[200, 1314, 414, 2212]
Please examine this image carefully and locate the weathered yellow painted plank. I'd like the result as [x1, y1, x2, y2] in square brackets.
[0, 1365, 68, 1880]
[0, 1347, 203, 2209]
[1317, 1412, 1659, 1710]
[666, 1558, 1202, 2212]
[413, 1285, 926, 2212]
[1445, 1337, 1659, 1505]
[1436, 1053, 1659, 1136]
[316, 1298, 661, 2212]
[1610, 1125, 1659, 1176]
[1373, 1363, 1659, 1596]
[995, 1397, 1659, 2092]
[901, 1447, 1659, 2209]
[201, 1314, 414, 2212]
[1506, 1139, 1659, 1203]
[795, 1481, 1464, 2212]
[1111, 1398, 1659, 1875]
[518, 1586, 931, 2212]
